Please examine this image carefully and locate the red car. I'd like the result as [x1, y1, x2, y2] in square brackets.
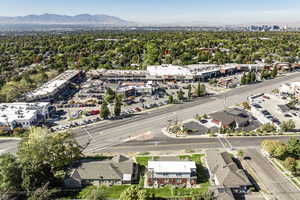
[90, 110, 100, 115]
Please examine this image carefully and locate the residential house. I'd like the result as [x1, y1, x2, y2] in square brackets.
[146, 160, 197, 188]
[205, 149, 252, 194]
[64, 155, 138, 188]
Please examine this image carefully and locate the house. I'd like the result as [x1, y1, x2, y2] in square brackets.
[205, 150, 252, 194]
[209, 108, 250, 129]
[146, 160, 197, 188]
[64, 155, 138, 188]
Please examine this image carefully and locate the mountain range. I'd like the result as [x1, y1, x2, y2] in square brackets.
[0, 14, 133, 26]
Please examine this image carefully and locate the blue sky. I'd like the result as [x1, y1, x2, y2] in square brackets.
[1, 0, 300, 24]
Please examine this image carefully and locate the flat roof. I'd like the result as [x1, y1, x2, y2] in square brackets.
[148, 161, 196, 173]
[147, 65, 192, 77]
[0, 102, 50, 123]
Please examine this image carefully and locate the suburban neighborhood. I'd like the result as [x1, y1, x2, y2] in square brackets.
[1, 2, 300, 199]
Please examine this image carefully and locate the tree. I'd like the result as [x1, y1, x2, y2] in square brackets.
[261, 140, 287, 158]
[28, 184, 57, 200]
[119, 186, 151, 200]
[168, 95, 174, 104]
[114, 94, 123, 117]
[260, 70, 265, 80]
[241, 73, 246, 85]
[104, 87, 116, 103]
[100, 101, 110, 119]
[250, 71, 256, 83]
[287, 137, 300, 157]
[241, 101, 251, 110]
[196, 83, 206, 97]
[17, 127, 82, 192]
[83, 186, 107, 200]
[271, 67, 278, 78]
[187, 84, 192, 99]
[0, 153, 22, 198]
[283, 157, 297, 174]
[281, 120, 296, 132]
[177, 89, 184, 101]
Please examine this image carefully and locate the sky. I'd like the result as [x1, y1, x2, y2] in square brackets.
[1, 0, 300, 25]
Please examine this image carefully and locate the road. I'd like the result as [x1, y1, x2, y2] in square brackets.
[244, 149, 300, 200]
[0, 139, 19, 155]
[71, 71, 300, 154]
[1, 72, 300, 155]
[100, 135, 300, 153]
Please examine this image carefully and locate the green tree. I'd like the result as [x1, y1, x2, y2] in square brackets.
[271, 67, 278, 78]
[100, 101, 110, 119]
[177, 89, 185, 101]
[260, 70, 265, 80]
[241, 73, 246, 85]
[261, 140, 287, 158]
[104, 87, 116, 103]
[114, 94, 123, 117]
[287, 137, 300, 157]
[250, 71, 256, 83]
[168, 95, 174, 104]
[0, 153, 22, 198]
[28, 184, 57, 200]
[187, 84, 192, 99]
[17, 128, 82, 192]
[119, 186, 151, 200]
[283, 157, 297, 174]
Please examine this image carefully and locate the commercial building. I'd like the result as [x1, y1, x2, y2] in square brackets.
[26, 70, 82, 101]
[279, 82, 300, 100]
[187, 64, 221, 81]
[0, 102, 51, 130]
[146, 160, 197, 188]
[87, 69, 147, 81]
[147, 65, 194, 81]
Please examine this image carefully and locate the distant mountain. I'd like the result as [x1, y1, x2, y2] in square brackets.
[0, 14, 133, 26]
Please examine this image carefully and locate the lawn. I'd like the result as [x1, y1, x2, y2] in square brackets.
[77, 185, 130, 199]
[135, 156, 160, 167]
[147, 186, 209, 198]
[178, 154, 205, 164]
[76, 185, 209, 199]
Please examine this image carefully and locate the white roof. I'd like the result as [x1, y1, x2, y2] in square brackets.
[148, 161, 196, 173]
[0, 102, 49, 123]
[147, 65, 192, 77]
[123, 174, 132, 181]
[27, 70, 80, 98]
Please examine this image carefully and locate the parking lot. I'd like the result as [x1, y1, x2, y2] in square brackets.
[250, 93, 300, 129]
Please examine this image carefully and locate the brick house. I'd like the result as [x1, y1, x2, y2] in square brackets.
[146, 161, 197, 188]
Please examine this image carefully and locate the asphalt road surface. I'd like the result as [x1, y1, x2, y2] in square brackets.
[2, 72, 300, 155]
[244, 149, 300, 200]
[71, 71, 300, 154]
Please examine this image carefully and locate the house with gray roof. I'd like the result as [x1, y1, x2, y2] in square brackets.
[64, 155, 138, 188]
[209, 108, 250, 129]
[205, 149, 252, 195]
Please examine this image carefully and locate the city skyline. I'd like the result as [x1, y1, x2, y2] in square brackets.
[1, 0, 300, 25]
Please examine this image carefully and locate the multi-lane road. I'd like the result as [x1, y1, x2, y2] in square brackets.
[2, 72, 300, 155]
[70, 71, 300, 154]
